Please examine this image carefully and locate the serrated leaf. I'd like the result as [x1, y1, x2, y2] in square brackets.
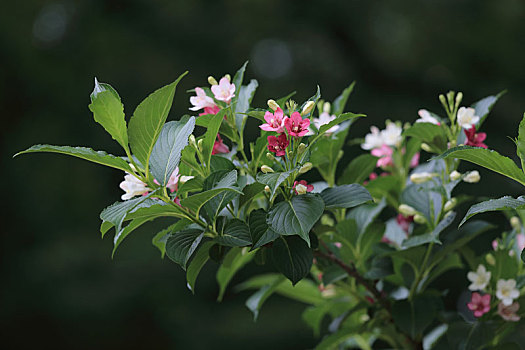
[166, 228, 204, 270]
[149, 117, 196, 186]
[202, 170, 241, 222]
[248, 209, 279, 249]
[256, 168, 295, 201]
[320, 184, 372, 209]
[338, 154, 378, 185]
[270, 236, 313, 285]
[215, 219, 252, 247]
[404, 122, 447, 151]
[332, 81, 355, 115]
[239, 182, 265, 208]
[14, 145, 134, 173]
[186, 241, 213, 293]
[152, 220, 191, 258]
[460, 196, 525, 226]
[99, 195, 157, 237]
[268, 193, 325, 245]
[128, 72, 188, 174]
[437, 146, 525, 186]
[216, 247, 256, 301]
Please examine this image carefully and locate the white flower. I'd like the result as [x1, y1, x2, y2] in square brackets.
[306, 112, 339, 135]
[166, 167, 180, 192]
[410, 172, 435, 184]
[467, 265, 491, 291]
[295, 183, 308, 195]
[119, 174, 150, 200]
[449, 170, 462, 181]
[416, 109, 440, 125]
[381, 122, 403, 147]
[189, 87, 216, 111]
[496, 279, 520, 306]
[457, 107, 479, 129]
[211, 76, 236, 103]
[463, 170, 481, 183]
[361, 126, 384, 150]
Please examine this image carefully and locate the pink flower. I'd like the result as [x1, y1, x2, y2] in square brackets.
[260, 107, 286, 133]
[371, 145, 394, 168]
[190, 87, 216, 111]
[467, 292, 491, 317]
[166, 167, 180, 193]
[199, 105, 220, 116]
[410, 152, 420, 168]
[464, 126, 487, 148]
[498, 301, 521, 322]
[212, 135, 229, 155]
[284, 112, 310, 137]
[492, 240, 499, 251]
[396, 214, 414, 234]
[267, 134, 289, 157]
[517, 233, 525, 251]
[211, 76, 235, 103]
[293, 180, 314, 195]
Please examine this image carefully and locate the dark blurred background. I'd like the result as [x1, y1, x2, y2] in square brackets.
[2, 0, 525, 349]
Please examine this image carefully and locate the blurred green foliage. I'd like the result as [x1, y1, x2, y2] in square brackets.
[2, 0, 525, 348]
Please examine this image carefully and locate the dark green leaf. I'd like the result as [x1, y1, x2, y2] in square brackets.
[210, 155, 235, 172]
[460, 196, 525, 226]
[186, 241, 214, 293]
[320, 184, 372, 209]
[234, 79, 258, 132]
[404, 122, 447, 152]
[215, 219, 252, 247]
[239, 182, 265, 208]
[392, 295, 441, 338]
[244, 274, 285, 321]
[402, 212, 456, 248]
[201, 109, 227, 169]
[256, 168, 295, 201]
[248, 209, 279, 249]
[270, 236, 313, 285]
[332, 81, 355, 115]
[152, 220, 191, 258]
[472, 90, 506, 127]
[347, 198, 386, 236]
[166, 228, 204, 270]
[338, 154, 378, 185]
[216, 247, 256, 301]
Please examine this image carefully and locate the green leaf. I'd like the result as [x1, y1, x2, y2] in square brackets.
[88, 80, 129, 151]
[14, 145, 134, 173]
[270, 236, 313, 285]
[459, 196, 525, 226]
[521, 248, 525, 264]
[401, 182, 441, 223]
[165, 228, 204, 270]
[186, 241, 214, 293]
[437, 146, 525, 186]
[402, 212, 456, 248]
[202, 170, 240, 222]
[234, 79, 258, 132]
[99, 196, 156, 237]
[232, 61, 248, 97]
[210, 155, 235, 172]
[404, 122, 447, 152]
[244, 274, 285, 321]
[239, 182, 265, 208]
[201, 109, 227, 168]
[276, 91, 296, 107]
[472, 90, 506, 127]
[320, 184, 372, 209]
[317, 112, 365, 135]
[299, 85, 321, 113]
[248, 209, 279, 250]
[216, 247, 256, 301]
[152, 220, 191, 258]
[215, 219, 252, 247]
[256, 168, 295, 201]
[113, 216, 152, 255]
[149, 117, 196, 186]
[332, 81, 355, 115]
[347, 198, 386, 236]
[516, 113, 525, 170]
[338, 154, 378, 185]
[310, 123, 352, 183]
[391, 295, 441, 339]
[128, 72, 188, 174]
[268, 193, 325, 245]
[422, 253, 463, 289]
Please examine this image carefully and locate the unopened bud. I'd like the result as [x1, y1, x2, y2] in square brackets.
[261, 165, 274, 173]
[455, 92, 463, 108]
[449, 170, 461, 181]
[321, 214, 334, 226]
[486, 253, 496, 266]
[129, 163, 138, 172]
[197, 139, 203, 152]
[444, 198, 457, 212]
[446, 91, 455, 109]
[301, 101, 315, 116]
[264, 185, 271, 193]
[323, 102, 331, 114]
[463, 170, 481, 183]
[208, 76, 218, 85]
[399, 204, 417, 217]
[410, 172, 435, 184]
[189, 134, 197, 148]
[224, 74, 231, 82]
[337, 150, 344, 160]
[439, 94, 448, 110]
[299, 162, 312, 174]
[267, 99, 279, 111]
[295, 183, 308, 195]
[297, 143, 307, 155]
[414, 214, 427, 224]
[421, 143, 432, 153]
[510, 216, 521, 231]
[179, 175, 194, 184]
[266, 152, 275, 161]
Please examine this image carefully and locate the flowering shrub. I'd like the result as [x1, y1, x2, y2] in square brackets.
[15, 63, 525, 349]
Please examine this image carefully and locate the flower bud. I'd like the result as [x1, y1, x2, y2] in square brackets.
[299, 162, 312, 174]
[421, 143, 433, 153]
[208, 76, 218, 85]
[189, 134, 197, 148]
[261, 165, 274, 173]
[510, 216, 521, 231]
[297, 143, 307, 155]
[486, 253, 496, 266]
[444, 198, 457, 212]
[414, 214, 427, 224]
[267, 99, 279, 111]
[410, 172, 435, 184]
[455, 91, 463, 108]
[266, 152, 275, 161]
[399, 204, 417, 216]
[295, 183, 308, 195]
[224, 74, 231, 82]
[463, 170, 481, 183]
[179, 175, 194, 184]
[446, 91, 455, 109]
[197, 138, 203, 152]
[323, 102, 331, 114]
[337, 150, 344, 160]
[450, 170, 461, 181]
[301, 101, 315, 116]
[264, 185, 271, 193]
